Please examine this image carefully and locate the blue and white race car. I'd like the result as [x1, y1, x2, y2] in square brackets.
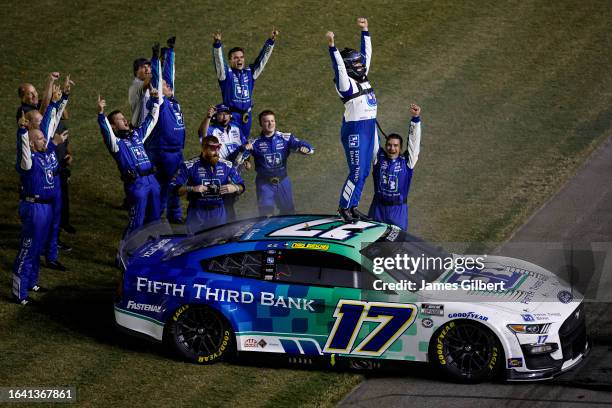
[114, 215, 589, 383]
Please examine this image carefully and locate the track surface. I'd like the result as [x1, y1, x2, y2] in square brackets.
[339, 137, 612, 407]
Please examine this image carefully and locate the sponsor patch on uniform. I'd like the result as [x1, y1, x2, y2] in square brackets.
[507, 358, 523, 368]
[557, 290, 573, 304]
[421, 304, 444, 316]
[348, 134, 359, 148]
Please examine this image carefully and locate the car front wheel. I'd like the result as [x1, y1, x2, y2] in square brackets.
[429, 320, 503, 383]
[166, 304, 234, 364]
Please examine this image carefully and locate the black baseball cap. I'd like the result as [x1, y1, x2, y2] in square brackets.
[133, 58, 151, 75]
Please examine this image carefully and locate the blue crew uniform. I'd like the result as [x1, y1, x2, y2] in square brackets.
[12, 101, 64, 301]
[146, 46, 185, 222]
[368, 117, 422, 230]
[98, 95, 162, 237]
[329, 30, 378, 210]
[170, 157, 245, 230]
[44, 95, 70, 264]
[212, 38, 275, 137]
[248, 131, 314, 215]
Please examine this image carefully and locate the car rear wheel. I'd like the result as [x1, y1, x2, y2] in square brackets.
[429, 320, 503, 383]
[166, 304, 234, 364]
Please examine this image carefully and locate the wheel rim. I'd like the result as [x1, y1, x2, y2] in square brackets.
[175, 307, 225, 356]
[442, 324, 493, 376]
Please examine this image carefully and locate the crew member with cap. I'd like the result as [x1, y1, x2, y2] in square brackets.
[198, 104, 251, 221]
[97, 48, 163, 236]
[369, 104, 422, 230]
[245, 110, 314, 216]
[128, 54, 152, 127]
[145, 37, 185, 224]
[170, 135, 245, 230]
[12, 90, 69, 305]
[326, 17, 378, 223]
[212, 28, 278, 137]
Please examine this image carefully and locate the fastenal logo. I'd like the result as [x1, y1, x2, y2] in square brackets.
[127, 300, 162, 312]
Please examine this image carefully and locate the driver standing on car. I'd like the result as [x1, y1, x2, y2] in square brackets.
[170, 135, 245, 231]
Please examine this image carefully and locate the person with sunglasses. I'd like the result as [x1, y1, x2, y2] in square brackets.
[171, 135, 245, 230]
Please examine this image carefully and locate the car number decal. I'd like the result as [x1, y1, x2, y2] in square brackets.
[323, 300, 418, 356]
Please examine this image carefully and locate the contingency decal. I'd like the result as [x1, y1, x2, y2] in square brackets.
[323, 300, 418, 357]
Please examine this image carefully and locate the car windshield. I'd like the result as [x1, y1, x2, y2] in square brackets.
[360, 226, 451, 286]
[161, 218, 264, 260]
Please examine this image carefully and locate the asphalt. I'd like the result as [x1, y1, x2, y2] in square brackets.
[339, 136, 612, 407]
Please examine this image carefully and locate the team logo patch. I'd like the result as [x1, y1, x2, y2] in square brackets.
[557, 290, 573, 304]
[348, 134, 359, 148]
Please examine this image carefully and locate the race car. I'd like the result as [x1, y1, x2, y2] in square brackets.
[114, 215, 589, 383]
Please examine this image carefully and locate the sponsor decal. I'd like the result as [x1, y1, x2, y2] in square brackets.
[507, 358, 523, 368]
[290, 242, 329, 251]
[126, 300, 162, 312]
[447, 312, 488, 321]
[192, 285, 316, 312]
[421, 318, 433, 328]
[521, 314, 535, 322]
[557, 290, 573, 304]
[198, 330, 230, 363]
[489, 346, 499, 370]
[141, 239, 171, 257]
[136, 277, 186, 297]
[421, 304, 444, 316]
[244, 338, 258, 348]
[258, 339, 267, 349]
[436, 322, 455, 365]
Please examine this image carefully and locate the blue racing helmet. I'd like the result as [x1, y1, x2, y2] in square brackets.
[340, 48, 366, 80]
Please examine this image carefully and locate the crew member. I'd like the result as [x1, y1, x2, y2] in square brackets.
[369, 104, 422, 230]
[170, 135, 245, 231]
[97, 51, 163, 236]
[245, 110, 314, 216]
[212, 28, 278, 137]
[146, 37, 185, 224]
[12, 93, 68, 305]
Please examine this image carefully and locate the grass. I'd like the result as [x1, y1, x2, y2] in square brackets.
[0, 0, 611, 406]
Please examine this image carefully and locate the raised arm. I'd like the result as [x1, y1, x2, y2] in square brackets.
[404, 104, 422, 169]
[357, 18, 372, 75]
[198, 105, 216, 142]
[150, 43, 162, 94]
[251, 27, 278, 80]
[39, 72, 60, 114]
[327, 31, 352, 94]
[16, 114, 32, 171]
[163, 37, 176, 91]
[212, 31, 229, 81]
[96, 95, 119, 154]
[40, 85, 63, 146]
[49, 75, 74, 139]
[138, 88, 162, 143]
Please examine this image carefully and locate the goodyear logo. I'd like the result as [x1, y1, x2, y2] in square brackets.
[291, 242, 329, 251]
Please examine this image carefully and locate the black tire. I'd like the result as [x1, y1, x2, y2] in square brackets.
[166, 304, 234, 364]
[429, 320, 503, 383]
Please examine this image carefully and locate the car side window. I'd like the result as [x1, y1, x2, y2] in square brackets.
[202, 252, 263, 279]
[274, 250, 373, 289]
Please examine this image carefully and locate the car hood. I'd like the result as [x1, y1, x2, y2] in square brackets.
[421, 255, 583, 314]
